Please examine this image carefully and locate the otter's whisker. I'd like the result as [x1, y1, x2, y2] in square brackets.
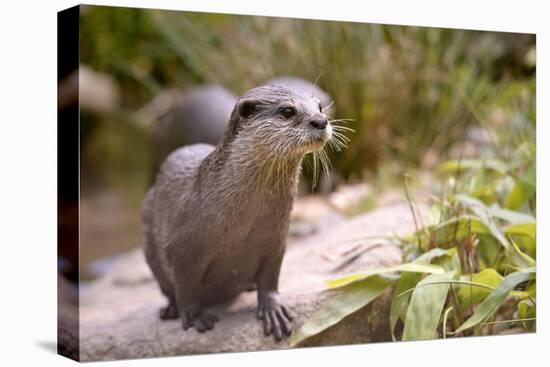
[329, 133, 350, 150]
[327, 117, 355, 123]
[322, 101, 335, 112]
[331, 125, 356, 134]
[319, 148, 332, 182]
[331, 130, 352, 143]
[311, 151, 319, 191]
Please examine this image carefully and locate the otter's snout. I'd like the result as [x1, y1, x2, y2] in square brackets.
[309, 117, 328, 130]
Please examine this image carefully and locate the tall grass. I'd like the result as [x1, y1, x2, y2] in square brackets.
[80, 6, 535, 185]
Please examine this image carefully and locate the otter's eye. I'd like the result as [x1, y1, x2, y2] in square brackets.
[280, 107, 296, 119]
[319, 103, 323, 112]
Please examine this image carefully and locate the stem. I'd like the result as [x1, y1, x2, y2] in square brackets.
[442, 306, 454, 339]
[482, 317, 536, 326]
[402, 174, 421, 252]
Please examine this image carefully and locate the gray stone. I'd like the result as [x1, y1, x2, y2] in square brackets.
[151, 85, 238, 174]
[79, 202, 423, 361]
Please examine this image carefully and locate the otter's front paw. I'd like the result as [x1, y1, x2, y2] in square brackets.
[159, 302, 179, 320]
[181, 307, 219, 333]
[257, 292, 293, 341]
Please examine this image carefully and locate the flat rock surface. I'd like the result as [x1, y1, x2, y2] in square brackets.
[79, 202, 424, 361]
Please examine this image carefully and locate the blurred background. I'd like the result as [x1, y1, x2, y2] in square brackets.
[73, 5, 535, 276]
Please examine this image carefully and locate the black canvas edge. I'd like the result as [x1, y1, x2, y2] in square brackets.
[57, 4, 80, 362]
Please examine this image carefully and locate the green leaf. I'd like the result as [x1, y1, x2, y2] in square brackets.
[518, 298, 536, 331]
[402, 271, 456, 341]
[489, 207, 535, 225]
[505, 223, 536, 239]
[327, 262, 445, 289]
[388, 247, 453, 340]
[504, 180, 528, 210]
[456, 195, 510, 250]
[415, 247, 453, 263]
[437, 159, 508, 175]
[508, 239, 536, 268]
[429, 215, 491, 237]
[457, 269, 503, 310]
[289, 275, 392, 347]
[433, 248, 461, 272]
[389, 271, 421, 340]
[518, 164, 536, 190]
[453, 270, 535, 334]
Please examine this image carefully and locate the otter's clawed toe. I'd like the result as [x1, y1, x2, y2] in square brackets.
[182, 310, 219, 332]
[258, 295, 293, 341]
[159, 302, 179, 320]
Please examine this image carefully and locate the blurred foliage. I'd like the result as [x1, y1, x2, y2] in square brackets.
[79, 5, 535, 192]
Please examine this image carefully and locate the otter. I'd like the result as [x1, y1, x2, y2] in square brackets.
[142, 84, 333, 341]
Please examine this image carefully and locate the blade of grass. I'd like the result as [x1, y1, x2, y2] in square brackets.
[327, 262, 445, 289]
[452, 270, 535, 334]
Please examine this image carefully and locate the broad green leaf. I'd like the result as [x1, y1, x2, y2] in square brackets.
[429, 215, 491, 237]
[477, 235, 502, 269]
[289, 275, 392, 347]
[518, 298, 536, 331]
[489, 207, 535, 225]
[456, 195, 509, 250]
[504, 180, 528, 210]
[508, 239, 536, 268]
[457, 269, 503, 309]
[519, 164, 536, 190]
[505, 223, 536, 239]
[433, 248, 461, 272]
[389, 247, 453, 340]
[389, 271, 421, 341]
[454, 270, 535, 334]
[327, 262, 444, 289]
[402, 271, 456, 341]
[468, 167, 495, 202]
[414, 247, 453, 263]
[516, 236, 536, 259]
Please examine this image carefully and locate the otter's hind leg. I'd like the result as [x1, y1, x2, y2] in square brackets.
[142, 189, 179, 320]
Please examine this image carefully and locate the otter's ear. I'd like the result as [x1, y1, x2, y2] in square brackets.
[237, 98, 258, 119]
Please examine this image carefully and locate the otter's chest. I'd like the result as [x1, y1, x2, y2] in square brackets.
[202, 210, 287, 284]
[204, 226, 274, 280]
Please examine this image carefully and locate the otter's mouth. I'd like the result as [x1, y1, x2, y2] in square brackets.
[304, 124, 332, 151]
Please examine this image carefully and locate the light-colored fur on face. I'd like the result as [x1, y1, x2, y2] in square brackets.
[232, 84, 332, 156]
[213, 85, 341, 193]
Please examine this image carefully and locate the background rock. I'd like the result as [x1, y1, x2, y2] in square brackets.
[79, 202, 424, 361]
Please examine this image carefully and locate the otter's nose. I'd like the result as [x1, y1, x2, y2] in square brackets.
[309, 117, 328, 130]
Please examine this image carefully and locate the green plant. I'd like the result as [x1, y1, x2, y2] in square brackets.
[290, 149, 536, 345]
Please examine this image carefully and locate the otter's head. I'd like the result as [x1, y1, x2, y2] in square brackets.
[223, 84, 332, 157]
